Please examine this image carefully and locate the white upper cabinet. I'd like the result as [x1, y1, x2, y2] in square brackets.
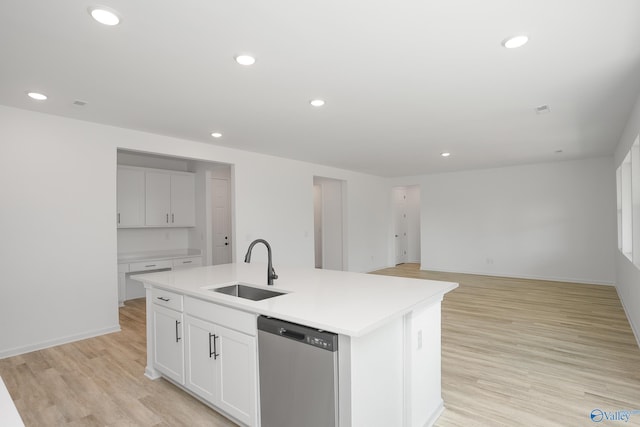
[145, 170, 195, 227]
[145, 171, 173, 226]
[170, 173, 196, 226]
[117, 166, 196, 228]
[117, 167, 145, 227]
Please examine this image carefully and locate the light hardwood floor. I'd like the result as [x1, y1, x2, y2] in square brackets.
[1, 265, 639, 426]
[0, 299, 236, 427]
[373, 264, 640, 426]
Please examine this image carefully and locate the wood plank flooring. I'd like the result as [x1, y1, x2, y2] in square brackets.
[0, 299, 235, 427]
[373, 264, 640, 426]
[1, 264, 639, 426]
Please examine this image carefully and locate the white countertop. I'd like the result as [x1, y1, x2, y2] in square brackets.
[133, 263, 458, 337]
[118, 248, 202, 264]
[0, 377, 24, 427]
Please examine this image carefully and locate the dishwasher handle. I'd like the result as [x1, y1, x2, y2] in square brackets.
[279, 328, 305, 341]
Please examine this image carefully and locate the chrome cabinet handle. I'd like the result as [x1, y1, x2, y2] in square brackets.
[157, 296, 170, 302]
[146, 264, 157, 268]
[166, 213, 169, 223]
[172, 213, 175, 223]
[175, 320, 181, 342]
[209, 333, 219, 359]
[183, 260, 192, 264]
[117, 213, 120, 224]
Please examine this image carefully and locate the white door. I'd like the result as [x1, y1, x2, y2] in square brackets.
[212, 178, 232, 265]
[216, 324, 257, 427]
[394, 188, 408, 264]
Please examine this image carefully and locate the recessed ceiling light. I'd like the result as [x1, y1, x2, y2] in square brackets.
[211, 132, 222, 138]
[88, 7, 120, 26]
[535, 105, 551, 114]
[27, 92, 47, 101]
[441, 152, 451, 157]
[502, 35, 528, 49]
[235, 55, 256, 66]
[310, 99, 325, 107]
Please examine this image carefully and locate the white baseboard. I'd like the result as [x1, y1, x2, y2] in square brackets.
[365, 264, 395, 273]
[0, 325, 121, 359]
[419, 266, 614, 287]
[424, 400, 445, 427]
[616, 288, 640, 350]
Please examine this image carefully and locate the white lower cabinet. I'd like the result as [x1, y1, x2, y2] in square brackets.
[152, 304, 184, 384]
[150, 292, 257, 427]
[185, 316, 217, 402]
[215, 324, 256, 425]
[184, 314, 257, 426]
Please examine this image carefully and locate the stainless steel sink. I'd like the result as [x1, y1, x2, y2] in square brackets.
[212, 283, 285, 301]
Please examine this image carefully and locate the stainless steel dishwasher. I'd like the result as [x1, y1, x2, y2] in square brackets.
[257, 316, 339, 427]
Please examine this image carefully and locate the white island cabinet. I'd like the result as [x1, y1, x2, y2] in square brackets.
[184, 296, 257, 426]
[135, 263, 457, 427]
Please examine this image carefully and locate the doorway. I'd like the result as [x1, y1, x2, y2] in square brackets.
[313, 177, 346, 270]
[392, 186, 421, 265]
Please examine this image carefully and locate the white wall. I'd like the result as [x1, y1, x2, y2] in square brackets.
[415, 158, 617, 284]
[117, 228, 190, 253]
[0, 105, 391, 357]
[0, 107, 120, 357]
[614, 90, 640, 346]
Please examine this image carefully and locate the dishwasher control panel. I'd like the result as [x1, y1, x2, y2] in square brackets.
[259, 316, 338, 352]
[307, 335, 335, 351]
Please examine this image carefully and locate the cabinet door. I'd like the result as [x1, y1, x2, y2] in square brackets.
[216, 324, 257, 426]
[145, 171, 171, 226]
[117, 167, 145, 227]
[184, 316, 217, 403]
[170, 173, 195, 226]
[152, 304, 184, 384]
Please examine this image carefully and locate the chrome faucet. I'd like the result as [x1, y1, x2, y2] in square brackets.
[244, 239, 278, 286]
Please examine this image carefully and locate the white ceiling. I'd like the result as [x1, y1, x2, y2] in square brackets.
[2, 0, 640, 177]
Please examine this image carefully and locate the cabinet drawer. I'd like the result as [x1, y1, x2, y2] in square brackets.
[152, 288, 184, 311]
[129, 260, 172, 273]
[172, 257, 202, 269]
[185, 296, 256, 336]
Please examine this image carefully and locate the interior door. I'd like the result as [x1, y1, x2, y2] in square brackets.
[212, 178, 231, 265]
[394, 188, 408, 265]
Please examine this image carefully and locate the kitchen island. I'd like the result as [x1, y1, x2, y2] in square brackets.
[134, 263, 457, 427]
